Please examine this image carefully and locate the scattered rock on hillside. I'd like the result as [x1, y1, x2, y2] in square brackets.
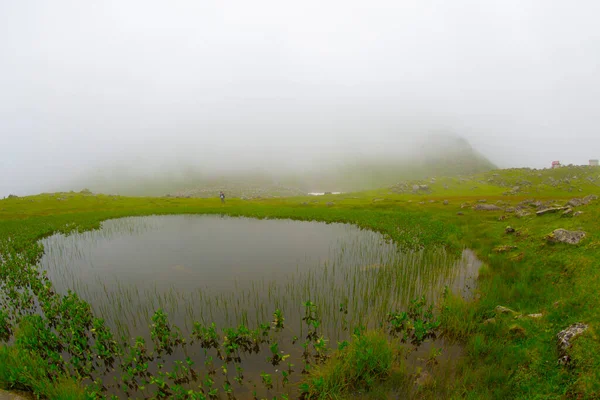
[474, 204, 502, 211]
[326, 202, 334, 207]
[457, 212, 464, 216]
[527, 313, 543, 319]
[546, 229, 586, 245]
[494, 245, 517, 253]
[483, 318, 496, 325]
[536, 207, 568, 216]
[495, 305, 518, 315]
[515, 209, 531, 218]
[557, 323, 588, 365]
[478, 199, 487, 203]
[561, 208, 573, 218]
[443, 200, 449, 205]
[573, 211, 584, 217]
[567, 194, 598, 207]
[505, 226, 515, 234]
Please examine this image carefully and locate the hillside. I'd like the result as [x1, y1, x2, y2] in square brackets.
[71, 134, 496, 197]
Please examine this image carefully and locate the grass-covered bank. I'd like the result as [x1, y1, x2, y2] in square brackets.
[1, 166, 600, 399]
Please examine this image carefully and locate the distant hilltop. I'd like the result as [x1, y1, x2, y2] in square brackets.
[62, 134, 497, 197]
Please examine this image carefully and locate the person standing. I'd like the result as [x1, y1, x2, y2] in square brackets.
[219, 191, 225, 204]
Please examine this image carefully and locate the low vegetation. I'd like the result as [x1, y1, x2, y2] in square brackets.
[1, 165, 599, 398]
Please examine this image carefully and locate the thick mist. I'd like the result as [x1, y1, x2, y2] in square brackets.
[2, 1, 600, 196]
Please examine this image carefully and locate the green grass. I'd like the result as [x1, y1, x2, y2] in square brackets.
[1, 165, 600, 398]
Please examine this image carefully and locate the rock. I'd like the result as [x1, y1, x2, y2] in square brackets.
[301, 202, 308, 205]
[546, 229, 586, 245]
[443, 200, 449, 205]
[474, 204, 502, 211]
[478, 199, 487, 203]
[324, 191, 333, 195]
[557, 323, 588, 365]
[567, 194, 598, 207]
[536, 207, 568, 216]
[372, 198, 384, 202]
[461, 202, 471, 209]
[527, 313, 543, 319]
[561, 208, 573, 217]
[412, 184, 420, 192]
[505, 226, 515, 234]
[494, 245, 517, 253]
[495, 305, 517, 315]
[457, 212, 464, 216]
[326, 202, 334, 207]
[498, 215, 507, 221]
[573, 211, 584, 217]
[483, 318, 496, 325]
[505, 207, 515, 213]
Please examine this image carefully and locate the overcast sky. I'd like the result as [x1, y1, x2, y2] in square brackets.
[2, 1, 600, 196]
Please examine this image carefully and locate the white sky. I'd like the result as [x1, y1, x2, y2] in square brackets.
[1, 1, 600, 195]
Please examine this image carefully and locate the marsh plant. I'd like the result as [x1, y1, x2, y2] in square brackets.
[0, 216, 476, 398]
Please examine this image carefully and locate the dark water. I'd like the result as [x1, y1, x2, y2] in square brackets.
[39, 215, 481, 398]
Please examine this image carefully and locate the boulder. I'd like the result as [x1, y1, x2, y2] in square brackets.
[546, 229, 586, 245]
[573, 211, 584, 217]
[474, 204, 502, 211]
[536, 207, 568, 216]
[505, 226, 515, 234]
[561, 208, 573, 217]
[443, 200, 449, 205]
[557, 323, 588, 365]
[457, 212, 464, 216]
[567, 194, 598, 207]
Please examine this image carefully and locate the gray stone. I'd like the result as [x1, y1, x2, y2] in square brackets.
[478, 199, 487, 203]
[567, 194, 598, 207]
[561, 208, 573, 218]
[505, 226, 515, 234]
[536, 207, 568, 216]
[546, 229, 586, 245]
[474, 204, 502, 211]
[326, 202, 334, 207]
[443, 200, 449, 205]
[457, 212, 464, 216]
[573, 211, 584, 217]
[557, 323, 588, 365]
[495, 305, 517, 315]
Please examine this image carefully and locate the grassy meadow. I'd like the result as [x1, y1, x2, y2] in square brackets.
[1, 166, 600, 399]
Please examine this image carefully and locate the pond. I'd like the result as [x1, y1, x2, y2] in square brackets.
[39, 215, 480, 398]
